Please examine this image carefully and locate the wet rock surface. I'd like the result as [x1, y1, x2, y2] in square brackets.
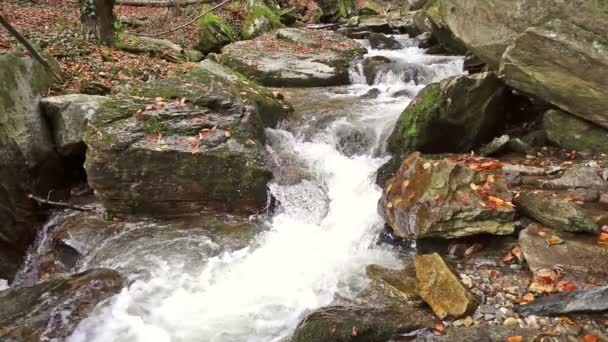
[379, 153, 514, 239]
[367, 33, 402, 50]
[0, 268, 123, 342]
[220, 28, 366, 87]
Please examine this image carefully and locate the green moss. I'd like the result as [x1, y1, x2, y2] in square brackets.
[338, 0, 356, 18]
[241, 3, 284, 40]
[195, 7, 237, 54]
[359, 0, 381, 15]
[143, 116, 167, 135]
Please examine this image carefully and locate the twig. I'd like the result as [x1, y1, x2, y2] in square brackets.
[115, 0, 209, 7]
[28, 193, 100, 212]
[0, 14, 62, 81]
[131, 0, 233, 37]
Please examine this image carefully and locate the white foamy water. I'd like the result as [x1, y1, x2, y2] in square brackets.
[68, 35, 463, 342]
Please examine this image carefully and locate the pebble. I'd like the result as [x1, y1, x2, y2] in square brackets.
[525, 316, 540, 329]
[504, 317, 519, 326]
[461, 274, 473, 288]
[463, 316, 475, 327]
[453, 319, 465, 327]
[484, 314, 496, 321]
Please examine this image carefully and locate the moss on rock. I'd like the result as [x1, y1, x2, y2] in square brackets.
[242, 3, 284, 40]
[195, 7, 237, 54]
[544, 109, 608, 153]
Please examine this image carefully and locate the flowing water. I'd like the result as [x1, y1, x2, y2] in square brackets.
[64, 35, 463, 342]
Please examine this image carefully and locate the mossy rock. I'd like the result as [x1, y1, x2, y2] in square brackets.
[195, 7, 237, 55]
[544, 109, 608, 154]
[386, 72, 507, 155]
[84, 60, 292, 216]
[242, 3, 284, 40]
[315, 0, 356, 21]
[359, 0, 381, 15]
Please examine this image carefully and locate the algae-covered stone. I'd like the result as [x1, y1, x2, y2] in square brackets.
[292, 305, 435, 342]
[359, 0, 381, 15]
[500, 20, 608, 129]
[41, 94, 110, 156]
[366, 264, 419, 302]
[379, 152, 515, 239]
[362, 55, 391, 85]
[195, 6, 237, 54]
[85, 60, 291, 216]
[514, 191, 599, 234]
[367, 33, 401, 50]
[0, 269, 123, 341]
[415, 253, 478, 320]
[544, 109, 608, 154]
[242, 1, 284, 40]
[315, 0, 356, 21]
[386, 72, 507, 155]
[221, 28, 366, 87]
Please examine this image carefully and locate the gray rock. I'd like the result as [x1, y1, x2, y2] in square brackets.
[519, 225, 608, 288]
[543, 163, 606, 190]
[514, 191, 599, 233]
[479, 135, 509, 156]
[544, 109, 608, 153]
[358, 15, 392, 33]
[415, 32, 435, 49]
[517, 285, 608, 317]
[221, 28, 366, 87]
[41, 94, 110, 156]
[368, 33, 402, 50]
[360, 88, 381, 99]
[0, 269, 123, 341]
[502, 164, 545, 176]
[414, 322, 544, 341]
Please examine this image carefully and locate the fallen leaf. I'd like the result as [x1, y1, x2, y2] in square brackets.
[559, 316, 575, 325]
[559, 282, 577, 292]
[351, 326, 358, 336]
[522, 293, 535, 302]
[423, 162, 431, 169]
[470, 183, 479, 191]
[507, 336, 523, 342]
[583, 335, 598, 342]
[546, 235, 564, 246]
[487, 196, 506, 206]
[434, 323, 445, 333]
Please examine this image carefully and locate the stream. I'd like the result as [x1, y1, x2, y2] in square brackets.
[30, 35, 463, 342]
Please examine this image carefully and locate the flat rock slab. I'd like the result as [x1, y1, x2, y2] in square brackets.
[220, 28, 366, 87]
[517, 285, 608, 317]
[0, 269, 123, 342]
[415, 253, 478, 320]
[542, 162, 606, 190]
[366, 264, 419, 302]
[379, 152, 514, 239]
[85, 60, 291, 216]
[519, 225, 608, 288]
[514, 191, 599, 233]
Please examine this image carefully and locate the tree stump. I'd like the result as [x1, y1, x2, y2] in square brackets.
[79, 0, 115, 45]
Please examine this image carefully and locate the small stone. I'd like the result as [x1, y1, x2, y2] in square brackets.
[484, 314, 496, 321]
[525, 315, 540, 329]
[453, 319, 465, 327]
[463, 316, 475, 327]
[504, 317, 519, 326]
[461, 274, 473, 288]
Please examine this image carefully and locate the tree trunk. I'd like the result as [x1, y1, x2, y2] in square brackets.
[79, 0, 115, 45]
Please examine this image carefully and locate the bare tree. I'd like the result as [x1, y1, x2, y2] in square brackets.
[78, 0, 115, 45]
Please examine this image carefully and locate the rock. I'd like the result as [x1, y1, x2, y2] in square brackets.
[514, 192, 598, 234]
[407, 0, 427, 11]
[544, 109, 608, 154]
[420, 0, 467, 54]
[360, 88, 381, 99]
[291, 305, 435, 342]
[519, 225, 608, 288]
[430, 0, 608, 70]
[388, 12, 419, 36]
[194, 6, 237, 54]
[517, 285, 608, 317]
[314, 0, 356, 22]
[502, 164, 545, 176]
[463, 52, 485, 74]
[221, 28, 366, 87]
[366, 264, 419, 302]
[479, 135, 510, 156]
[336, 27, 372, 39]
[41, 94, 110, 157]
[415, 253, 479, 320]
[386, 72, 507, 155]
[79, 80, 111, 95]
[0, 53, 62, 280]
[84, 60, 290, 216]
[241, 1, 284, 40]
[379, 153, 515, 239]
[359, 0, 381, 15]
[503, 317, 518, 326]
[415, 32, 435, 49]
[357, 15, 392, 34]
[543, 163, 605, 190]
[367, 33, 402, 50]
[362, 55, 391, 85]
[500, 20, 608, 128]
[334, 124, 373, 156]
[0, 269, 123, 341]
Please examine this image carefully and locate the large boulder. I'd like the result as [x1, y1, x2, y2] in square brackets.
[0, 268, 123, 341]
[291, 305, 435, 342]
[386, 72, 507, 155]
[220, 28, 366, 87]
[194, 7, 237, 54]
[415, 253, 478, 320]
[429, 0, 608, 70]
[379, 153, 515, 239]
[514, 191, 599, 234]
[0, 53, 61, 280]
[543, 109, 608, 154]
[84, 60, 291, 216]
[500, 20, 608, 129]
[315, 0, 356, 22]
[41, 94, 109, 157]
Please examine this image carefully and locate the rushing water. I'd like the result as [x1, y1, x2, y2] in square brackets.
[66, 35, 463, 342]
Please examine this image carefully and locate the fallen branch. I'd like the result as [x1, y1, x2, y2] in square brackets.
[28, 194, 100, 212]
[0, 14, 62, 81]
[119, 16, 147, 27]
[132, 0, 233, 37]
[116, 0, 208, 7]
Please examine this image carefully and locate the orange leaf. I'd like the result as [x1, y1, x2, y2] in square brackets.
[434, 323, 445, 332]
[487, 196, 505, 206]
[583, 335, 598, 342]
[522, 293, 535, 302]
[559, 316, 575, 325]
[507, 336, 523, 342]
